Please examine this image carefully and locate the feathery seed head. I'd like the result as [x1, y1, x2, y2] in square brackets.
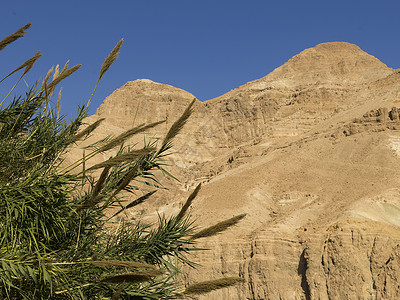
[53, 64, 60, 80]
[161, 98, 196, 150]
[77, 166, 110, 211]
[183, 277, 245, 295]
[101, 270, 164, 283]
[0, 23, 31, 51]
[99, 39, 124, 81]
[22, 51, 42, 76]
[99, 120, 164, 153]
[73, 118, 105, 141]
[61, 60, 69, 73]
[90, 260, 157, 269]
[111, 190, 157, 219]
[87, 148, 154, 171]
[176, 183, 201, 221]
[57, 88, 62, 108]
[41, 67, 54, 92]
[4, 51, 42, 81]
[47, 64, 81, 93]
[112, 165, 139, 197]
[191, 214, 247, 240]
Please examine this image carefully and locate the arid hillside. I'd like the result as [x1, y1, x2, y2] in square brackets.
[70, 42, 400, 299]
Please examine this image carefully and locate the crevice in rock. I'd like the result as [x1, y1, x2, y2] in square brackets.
[248, 241, 256, 299]
[298, 248, 311, 300]
[369, 237, 377, 295]
[247, 241, 256, 299]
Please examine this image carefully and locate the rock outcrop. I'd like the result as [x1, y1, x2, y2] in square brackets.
[70, 42, 400, 299]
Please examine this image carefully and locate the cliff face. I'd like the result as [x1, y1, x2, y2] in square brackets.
[181, 126, 400, 299]
[72, 42, 400, 299]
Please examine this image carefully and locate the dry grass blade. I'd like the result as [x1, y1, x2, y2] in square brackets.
[182, 277, 245, 295]
[112, 281, 126, 300]
[46, 64, 81, 92]
[0, 23, 31, 51]
[161, 98, 196, 149]
[73, 118, 105, 141]
[111, 191, 156, 219]
[87, 148, 154, 171]
[176, 183, 201, 221]
[101, 270, 164, 283]
[2, 51, 42, 81]
[191, 214, 246, 240]
[99, 39, 124, 81]
[99, 120, 164, 153]
[90, 260, 157, 269]
[78, 167, 110, 211]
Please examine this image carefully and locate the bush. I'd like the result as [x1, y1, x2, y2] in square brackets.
[0, 24, 245, 299]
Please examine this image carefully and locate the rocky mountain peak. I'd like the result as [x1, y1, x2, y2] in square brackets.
[95, 78, 199, 128]
[246, 42, 394, 90]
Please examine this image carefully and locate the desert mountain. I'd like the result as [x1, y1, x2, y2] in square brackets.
[72, 42, 400, 299]
[257, 42, 392, 86]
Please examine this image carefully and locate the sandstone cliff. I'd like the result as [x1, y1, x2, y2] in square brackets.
[70, 42, 400, 299]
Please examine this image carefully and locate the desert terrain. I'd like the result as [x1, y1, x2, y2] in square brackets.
[69, 42, 400, 299]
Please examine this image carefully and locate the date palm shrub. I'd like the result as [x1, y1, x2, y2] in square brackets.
[0, 24, 245, 299]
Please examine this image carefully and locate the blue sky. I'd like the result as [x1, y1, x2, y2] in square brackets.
[1, 0, 399, 117]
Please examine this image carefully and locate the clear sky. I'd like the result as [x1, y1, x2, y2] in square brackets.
[1, 0, 399, 117]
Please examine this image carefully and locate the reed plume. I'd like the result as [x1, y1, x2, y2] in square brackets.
[90, 260, 157, 269]
[110, 190, 156, 219]
[41, 67, 54, 91]
[1, 51, 42, 83]
[101, 270, 164, 283]
[87, 148, 154, 171]
[161, 98, 196, 151]
[60, 60, 69, 74]
[87, 39, 124, 107]
[176, 183, 201, 221]
[113, 165, 138, 196]
[191, 214, 246, 240]
[99, 39, 124, 81]
[53, 64, 60, 80]
[46, 64, 81, 93]
[182, 277, 245, 295]
[78, 166, 110, 210]
[0, 23, 31, 51]
[56, 88, 62, 119]
[98, 120, 164, 153]
[73, 118, 105, 141]
[22, 51, 42, 76]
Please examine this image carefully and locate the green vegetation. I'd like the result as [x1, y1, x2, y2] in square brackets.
[0, 24, 245, 299]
